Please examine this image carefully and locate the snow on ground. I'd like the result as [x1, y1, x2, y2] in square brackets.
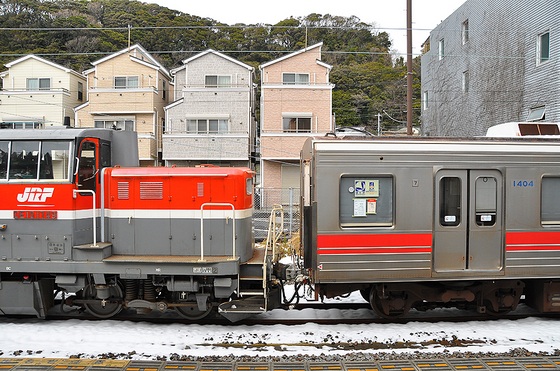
[1, 290, 559, 361]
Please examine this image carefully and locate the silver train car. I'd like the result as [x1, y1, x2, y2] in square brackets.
[301, 136, 560, 318]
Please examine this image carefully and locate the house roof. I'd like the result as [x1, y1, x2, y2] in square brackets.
[3, 54, 85, 79]
[91, 44, 171, 80]
[171, 49, 255, 75]
[259, 42, 331, 70]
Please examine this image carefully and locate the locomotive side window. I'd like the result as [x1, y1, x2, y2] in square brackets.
[39, 141, 71, 180]
[77, 141, 97, 192]
[9, 141, 39, 180]
[339, 176, 393, 227]
[0, 141, 8, 179]
[541, 177, 560, 225]
[439, 177, 461, 227]
[475, 176, 497, 226]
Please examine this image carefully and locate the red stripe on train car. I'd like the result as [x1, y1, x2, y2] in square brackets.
[317, 233, 433, 248]
[506, 231, 560, 252]
[316, 233, 432, 254]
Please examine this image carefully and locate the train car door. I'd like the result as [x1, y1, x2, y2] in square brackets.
[433, 169, 503, 272]
[74, 138, 101, 245]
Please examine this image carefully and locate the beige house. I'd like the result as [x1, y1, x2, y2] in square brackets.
[74, 44, 172, 166]
[259, 42, 334, 191]
[0, 55, 86, 128]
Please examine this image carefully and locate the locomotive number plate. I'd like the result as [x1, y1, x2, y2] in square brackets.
[193, 267, 214, 274]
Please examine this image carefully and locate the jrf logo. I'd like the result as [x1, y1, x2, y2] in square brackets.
[16, 187, 55, 203]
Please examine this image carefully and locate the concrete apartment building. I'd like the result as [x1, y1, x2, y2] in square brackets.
[259, 42, 333, 191]
[0, 55, 86, 128]
[74, 44, 172, 166]
[163, 49, 256, 168]
[421, 0, 559, 137]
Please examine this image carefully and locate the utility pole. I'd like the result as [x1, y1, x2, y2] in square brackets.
[406, 0, 413, 135]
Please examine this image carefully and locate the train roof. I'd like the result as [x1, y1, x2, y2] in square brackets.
[107, 166, 254, 178]
[0, 127, 122, 141]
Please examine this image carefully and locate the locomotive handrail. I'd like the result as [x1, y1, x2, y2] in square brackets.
[73, 189, 97, 247]
[200, 203, 236, 261]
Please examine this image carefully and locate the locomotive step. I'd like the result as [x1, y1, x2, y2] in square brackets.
[239, 290, 265, 296]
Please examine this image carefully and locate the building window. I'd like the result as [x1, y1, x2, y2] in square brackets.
[162, 80, 166, 99]
[77, 82, 83, 101]
[114, 76, 139, 89]
[423, 91, 429, 110]
[439, 39, 445, 60]
[462, 71, 469, 93]
[527, 106, 546, 121]
[187, 119, 228, 134]
[94, 119, 134, 131]
[283, 73, 310, 85]
[283, 117, 311, 132]
[538, 31, 550, 65]
[205, 75, 231, 88]
[27, 78, 50, 91]
[462, 20, 469, 44]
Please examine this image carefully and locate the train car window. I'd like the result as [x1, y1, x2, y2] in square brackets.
[439, 177, 461, 227]
[9, 141, 39, 180]
[541, 177, 560, 225]
[0, 141, 8, 180]
[475, 177, 497, 226]
[39, 141, 71, 180]
[339, 176, 393, 227]
[246, 177, 253, 196]
[78, 141, 97, 192]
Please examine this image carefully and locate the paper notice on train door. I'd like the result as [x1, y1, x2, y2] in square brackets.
[353, 198, 367, 217]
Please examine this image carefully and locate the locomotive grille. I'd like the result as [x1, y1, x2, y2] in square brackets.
[197, 182, 204, 197]
[117, 182, 129, 200]
[140, 181, 163, 200]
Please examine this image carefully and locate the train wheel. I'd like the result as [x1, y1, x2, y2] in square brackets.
[175, 303, 214, 320]
[83, 284, 124, 319]
[369, 288, 409, 319]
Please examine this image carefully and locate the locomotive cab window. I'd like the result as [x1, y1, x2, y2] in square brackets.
[0, 141, 8, 180]
[77, 141, 97, 192]
[475, 176, 497, 226]
[339, 176, 393, 227]
[541, 177, 560, 225]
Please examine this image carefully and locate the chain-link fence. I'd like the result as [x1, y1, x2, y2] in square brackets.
[253, 187, 301, 240]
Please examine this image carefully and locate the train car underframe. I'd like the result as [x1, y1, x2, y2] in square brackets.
[315, 279, 560, 319]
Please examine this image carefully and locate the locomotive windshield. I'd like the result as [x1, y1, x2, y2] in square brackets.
[0, 140, 71, 181]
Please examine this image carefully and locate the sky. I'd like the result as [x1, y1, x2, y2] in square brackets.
[150, 0, 467, 57]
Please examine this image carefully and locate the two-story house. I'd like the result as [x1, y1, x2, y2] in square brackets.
[74, 44, 172, 166]
[259, 42, 333, 192]
[0, 55, 86, 128]
[163, 49, 256, 168]
[421, 0, 559, 136]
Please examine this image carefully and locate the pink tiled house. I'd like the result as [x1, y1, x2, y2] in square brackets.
[258, 42, 334, 193]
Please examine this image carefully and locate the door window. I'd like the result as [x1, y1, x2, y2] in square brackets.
[77, 141, 97, 192]
[439, 177, 461, 226]
[475, 176, 497, 226]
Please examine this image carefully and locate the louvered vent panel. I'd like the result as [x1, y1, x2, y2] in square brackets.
[197, 182, 204, 197]
[140, 182, 163, 200]
[117, 182, 129, 200]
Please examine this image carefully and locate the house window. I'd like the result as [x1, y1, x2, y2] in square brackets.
[439, 39, 445, 60]
[283, 117, 311, 133]
[27, 78, 50, 91]
[283, 73, 310, 85]
[205, 75, 231, 88]
[423, 91, 429, 110]
[462, 20, 469, 44]
[527, 106, 546, 121]
[114, 76, 139, 89]
[462, 71, 469, 93]
[538, 31, 550, 65]
[187, 119, 228, 134]
[94, 119, 134, 131]
[77, 82, 83, 101]
[162, 80, 166, 100]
